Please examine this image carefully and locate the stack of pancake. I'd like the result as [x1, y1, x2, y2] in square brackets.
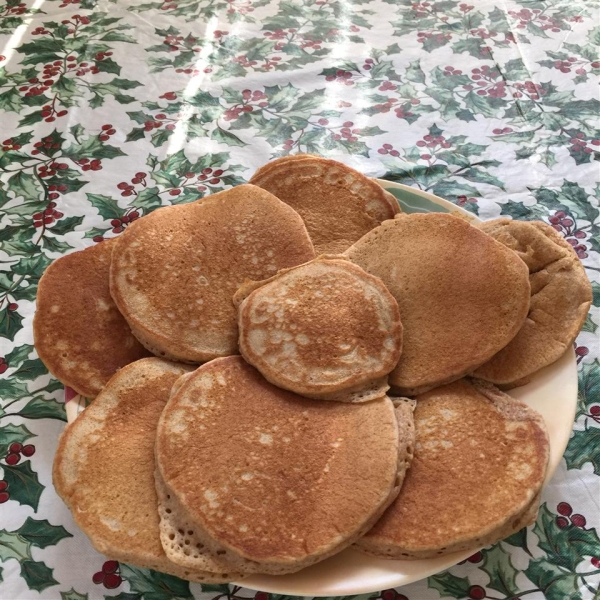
[42, 154, 591, 580]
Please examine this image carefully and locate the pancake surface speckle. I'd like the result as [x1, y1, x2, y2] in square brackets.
[356, 379, 549, 559]
[474, 218, 592, 386]
[52, 358, 238, 582]
[236, 256, 402, 401]
[156, 356, 403, 574]
[34, 239, 151, 398]
[250, 155, 400, 254]
[345, 213, 531, 395]
[110, 185, 315, 363]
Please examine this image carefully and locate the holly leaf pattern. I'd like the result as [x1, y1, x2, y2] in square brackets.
[1, 0, 600, 598]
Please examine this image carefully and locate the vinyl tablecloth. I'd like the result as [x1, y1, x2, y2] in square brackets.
[1, 0, 599, 598]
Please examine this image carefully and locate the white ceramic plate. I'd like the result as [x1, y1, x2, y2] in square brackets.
[65, 180, 578, 596]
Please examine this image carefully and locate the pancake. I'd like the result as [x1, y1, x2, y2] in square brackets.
[110, 184, 315, 363]
[33, 239, 151, 398]
[249, 155, 400, 254]
[356, 379, 549, 559]
[156, 356, 405, 574]
[235, 256, 402, 402]
[345, 213, 531, 395]
[473, 219, 592, 387]
[52, 358, 241, 582]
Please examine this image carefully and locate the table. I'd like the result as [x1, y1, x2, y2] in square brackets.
[1, 0, 599, 598]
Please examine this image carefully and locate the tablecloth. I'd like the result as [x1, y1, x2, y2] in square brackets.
[0, 0, 599, 598]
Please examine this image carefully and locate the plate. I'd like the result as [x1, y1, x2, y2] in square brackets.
[65, 180, 578, 596]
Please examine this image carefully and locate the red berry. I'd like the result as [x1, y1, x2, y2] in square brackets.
[5, 453, 20, 466]
[469, 586, 486, 600]
[92, 571, 105, 584]
[0, 364, 7, 374]
[110, 219, 121, 227]
[103, 574, 122, 589]
[129, 211, 140, 219]
[557, 502, 572, 516]
[381, 591, 397, 600]
[169, 189, 181, 196]
[102, 560, 119, 574]
[590, 405, 600, 416]
[0, 492, 9, 503]
[556, 516, 569, 528]
[571, 514, 586, 528]
[101, 124, 112, 130]
[99, 134, 109, 141]
[8, 302, 17, 310]
[592, 557, 600, 568]
[21, 445, 35, 457]
[135, 172, 146, 178]
[9, 442, 22, 454]
[255, 594, 269, 600]
[0, 481, 7, 491]
[209, 178, 220, 184]
[467, 551, 483, 563]
[93, 236, 104, 243]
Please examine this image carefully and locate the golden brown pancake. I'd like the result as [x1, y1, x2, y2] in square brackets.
[356, 379, 549, 559]
[345, 213, 531, 395]
[156, 356, 404, 574]
[110, 185, 315, 363]
[52, 358, 240, 582]
[235, 256, 402, 402]
[34, 239, 151, 398]
[473, 219, 592, 387]
[250, 155, 400, 254]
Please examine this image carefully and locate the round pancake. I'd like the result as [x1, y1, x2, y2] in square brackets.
[249, 155, 400, 254]
[473, 219, 592, 386]
[34, 239, 151, 398]
[52, 358, 241, 582]
[235, 256, 402, 402]
[356, 379, 549, 559]
[156, 356, 403, 574]
[345, 213, 531, 395]
[109, 184, 315, 363]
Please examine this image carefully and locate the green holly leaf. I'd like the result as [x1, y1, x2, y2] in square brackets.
[86, 194, 126, 220]
[211, 127, 246, 147]
[575, 361, 600, 419]
[0, 377, 28, 401]
[0, 530, 33, 562]
[2, 461, 44, 510]
[108, 593, 141, 600]
[131, 188, 163, 212]
[63, 137, 125, 161]
[0, 306, 23, 342]
[61, 590, 89, 600]
[564, 425, 600, 476]
[19, 518, 72, 549]
[524, 559, 582, 600]
[11, 253, 52, 277]
[430, 180, 481, 202]
[48, 216, 85, 235]
[428, 571, 471, 598]
[504, 527, 531, 555]
[4, 343, 33, 368]
[481, 544, 519, 596]
[119, 564, 193, 600]
[16, 396, 67, 421]
[11, 359, 48, 382]
[20, 559, 58, 592]
[0, 423, 34, 456]
[499, 200, 546, 220]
